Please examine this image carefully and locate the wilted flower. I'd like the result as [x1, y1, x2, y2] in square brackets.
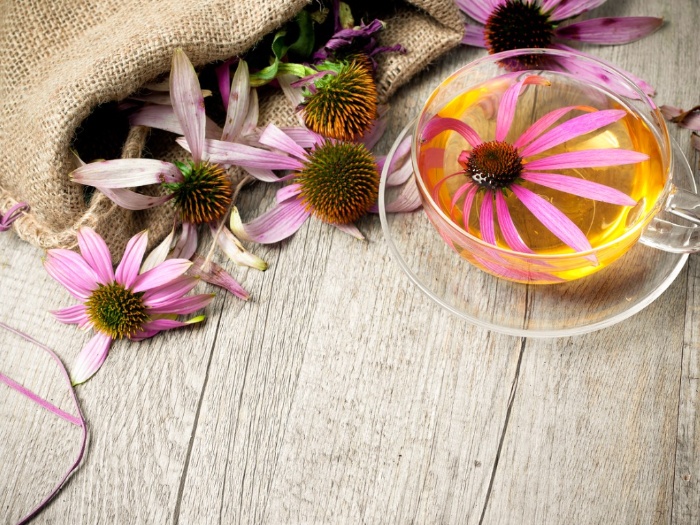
[457, 0, 662, 96]
[424, 75, 646, 257]
[45, 228, 213, 384]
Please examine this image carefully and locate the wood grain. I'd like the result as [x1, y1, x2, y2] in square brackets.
[3, 0, 700, 523]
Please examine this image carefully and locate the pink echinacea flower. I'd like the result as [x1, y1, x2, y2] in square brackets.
[45, 227, 214, 384]
[423, 75, 647, 258]
[457, 0, 662, 96]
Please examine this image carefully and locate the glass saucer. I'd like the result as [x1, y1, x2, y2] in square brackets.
[379, 123, 696, 338]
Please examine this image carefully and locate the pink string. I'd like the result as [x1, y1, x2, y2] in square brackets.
[0, 202, 29, 232]
[0, 321, 88, 525]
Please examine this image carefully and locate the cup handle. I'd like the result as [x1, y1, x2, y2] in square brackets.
[640, 139, 700, 253]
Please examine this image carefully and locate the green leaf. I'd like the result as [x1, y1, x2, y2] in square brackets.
[288, 10, 315, 60]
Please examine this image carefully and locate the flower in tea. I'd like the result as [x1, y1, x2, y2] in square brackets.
[45, 227, 213, 384]
[71, 49, 267, 293]
[423, 75, 647, 255]
[457, 0, 662, 95]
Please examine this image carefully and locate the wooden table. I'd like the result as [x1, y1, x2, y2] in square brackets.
[2, 0, 700, 523]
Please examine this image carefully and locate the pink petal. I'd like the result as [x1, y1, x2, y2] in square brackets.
[171, 222, 198, 260]
[279, 127, 317, 149]
[222, 60, 250, 142]
[71, 332, 112, 385]
[496, 76, 550, 142]
[277, 183, 303, 203]
[143, 275, 200, 306]
[242, 88, 260, 136]
[479, 191, 496, 244]
[421, 117, 482, 148]
[115, 230, 148, 289]
[77, 227, 114, 284]
[387, 159, 413, 187]
[524, 149, 649, 171]
[332, 222, 365, 240]
[148, 293, 214, 315]
[454, 0, 494, 24]
[170, 48, 206, 163]
[692, 134, 700, 151]
[461, 184, 479, 228]
[44, 250, 99, 300]
[131, 259, 193, 294]
[98, 186, 173, 210]
[129, 104, 223, 139]
[191, 138, 305, 171]
[51, 304, 89, 326]
[373, 174, 423, 214]
[359, 110, 388, 151]
[549, 0, 608, 21]
[140, 316, 205, 332]
[129, 329, 161, 342]
[71, 159, 183, 188]
[660, 105, 700, 131]
[431, 171, 465, 203]
[216, 58, 234, 110]
[513, 105, 596, 149]
[519, 109, 626, 158]
[660, 105, 683, 121]
[450, 181, 475, 212]
[278, 74, 306, 115]
[462, 24, 487, 48]
[511, 184, 594, 255]
[189, 254, 250, 300]
[258, 124, 309, 160]
[386, 134, 412, 175]
[212, 225, 268, 270]
[521, 171, 637, 206]
[230, 199, 311, 244]
[495, 191, 533, 253]
[555, 17, 663, 45]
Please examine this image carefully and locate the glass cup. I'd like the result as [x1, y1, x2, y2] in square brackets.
[379, 48, 700, 337]
[410, 48, 699, 285]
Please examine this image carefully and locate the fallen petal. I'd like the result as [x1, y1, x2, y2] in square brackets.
[71, 332, 112, 385]
[212, 225, 269, 270]
[190, 254, 250, 300]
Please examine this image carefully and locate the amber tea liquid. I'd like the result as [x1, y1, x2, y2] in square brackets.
[417, 73, 667, 282]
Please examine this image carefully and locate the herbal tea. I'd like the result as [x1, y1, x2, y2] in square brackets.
[416, 72, 666, 282]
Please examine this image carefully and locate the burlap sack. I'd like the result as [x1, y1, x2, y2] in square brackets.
[0, 0, 463, 256]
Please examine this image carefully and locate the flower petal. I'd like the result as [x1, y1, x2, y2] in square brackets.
[148, 293, 214, 315]
[520, 171, 637, 205]
[333, 222, 365, 240]
[131, 259, 193, 294]
[462, 184, 479, 228]
[383, 176, 422, 213]
[242, 88, 260, 137]
[555, 17, 664, 45]
[97, 186, 173, 211]
[77, 227, 114, 284]
[170, 48, 206, 163]
[524, 149, 649, 171]
[258, 124, 309, 160]
[44, 250, 100, 300]
[548, 0, 608, 21]
[192, 138, 305, 171]
[140, 315, 205, 332]
[171, 222, 198, 260]
[143, 275, 200, 306]
[513, 105, 596, 150]
[455, 0, 494, 24]
[71, 332, 112, 385]
[51, 304, 89, 325]
[115, 230, 148, 289]
[129, 104, 222, 139]
[479, 191, 496, 244]
[71, 159, 183, 188]
[212, 225, 269, 270]
[222, 60, 250, 142]
[450, 181, 475, 212]
[230, 199, 311, 244]
[495, 191, 533, 253]
[496, 75, 550, 142]
[189, 254, 250, 300]
[511, 184, 594, 255]
[279, 127, 317, 149]
[519, 109, 625, 158]
[462, 24, 487, 48]
[141, 228, 176, 273]
[421, 117, 482, 148]
[277, 183, 303, 203]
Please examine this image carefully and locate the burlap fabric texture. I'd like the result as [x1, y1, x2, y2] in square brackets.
[0, 0, 463, 256]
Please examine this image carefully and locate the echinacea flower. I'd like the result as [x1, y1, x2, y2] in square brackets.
[71, 49, 267, 294]
[45, 227, 213, 384]
[423, 74, 647, 259]
[223, 123, 420, 243]
[457, 0, 662, 96]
